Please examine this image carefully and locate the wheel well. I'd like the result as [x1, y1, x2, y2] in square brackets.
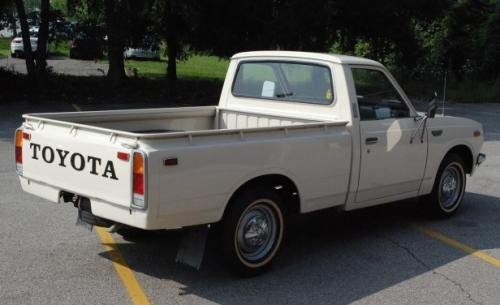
[446, 145, 473, 174]
[226, 174, 301, 216]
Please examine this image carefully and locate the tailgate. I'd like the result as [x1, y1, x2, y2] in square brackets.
[20, 124, 134, 207]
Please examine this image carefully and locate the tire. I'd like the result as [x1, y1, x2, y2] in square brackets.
[221, 187, 285, 276]
[422, 154, 466, 218]
[11, 52, 16, 58]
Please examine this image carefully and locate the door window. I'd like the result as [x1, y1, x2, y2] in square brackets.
[352, 68, 410, 120]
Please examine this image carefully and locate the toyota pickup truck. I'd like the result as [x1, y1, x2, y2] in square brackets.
[15, 51, 485, 275]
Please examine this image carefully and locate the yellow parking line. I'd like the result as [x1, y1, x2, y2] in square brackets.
[95, 227, 151, 305]
[415, 225, 500, 268]
[72, 103, 82, 111]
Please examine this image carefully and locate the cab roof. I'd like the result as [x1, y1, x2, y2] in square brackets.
[232, 51, 383, 67]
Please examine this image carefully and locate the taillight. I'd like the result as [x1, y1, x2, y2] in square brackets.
[15, 129, 24, 174]
[132, 152, 146, 208]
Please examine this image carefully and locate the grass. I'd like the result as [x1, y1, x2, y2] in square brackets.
[0, 38, 10, 57]
[124, 55, 229, 80]
[48, 40, 71, 57]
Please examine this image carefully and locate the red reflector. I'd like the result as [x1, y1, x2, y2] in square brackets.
[22, 132, 31, 140]
[133, 173, 144, 195]
[16, 146, 22, 164]
[164, 158, 178, 166]
[117, 152, 130, 161]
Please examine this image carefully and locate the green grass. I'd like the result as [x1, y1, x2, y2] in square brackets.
[124, 55, 229, 80]
[0, 38, 10, 57]
[48, 40, 71, 57]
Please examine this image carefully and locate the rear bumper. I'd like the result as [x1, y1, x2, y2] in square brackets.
[19, 176, 153, 229]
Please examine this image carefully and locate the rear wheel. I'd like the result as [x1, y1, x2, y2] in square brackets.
[422, 154, 466, 217]
[221, 187, 285, 276]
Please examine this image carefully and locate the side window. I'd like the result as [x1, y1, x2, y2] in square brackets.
[232, 61, 334, 105]
[352, 68, 410, 120]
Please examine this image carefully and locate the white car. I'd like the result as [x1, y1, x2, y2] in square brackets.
[124, 47, 160, 60]
[11, 36, 39, 57]
[10, 31, 48, 58]
[15, 51, 485, 275]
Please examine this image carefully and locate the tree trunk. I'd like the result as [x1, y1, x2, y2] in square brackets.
[36, 0, 50, 77]
[166, 0, 177, 81]
[166, 32, 178, 82]
[14, 0, 35, 78]
[104, 0, 126, 81]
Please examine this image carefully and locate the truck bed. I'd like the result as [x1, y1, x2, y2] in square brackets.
[22, 106, 347, 140]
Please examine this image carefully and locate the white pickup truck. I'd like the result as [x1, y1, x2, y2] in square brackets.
[15, 51, 485, 275]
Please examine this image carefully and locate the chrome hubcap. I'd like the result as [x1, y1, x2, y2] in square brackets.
[236, 203, 277, 262]
[439, 165, 462, 209]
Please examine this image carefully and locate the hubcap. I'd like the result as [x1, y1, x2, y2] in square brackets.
[236, 203, 277, 262]
[439, 165, 462, 210]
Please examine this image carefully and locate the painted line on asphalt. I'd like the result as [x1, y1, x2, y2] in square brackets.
[72, 103, 82, 111]
[415, 225, 500, 268]
[72, 101, 150, 304]
[95, 227, 151, 305]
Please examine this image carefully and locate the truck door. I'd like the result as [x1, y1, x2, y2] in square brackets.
[351, 67, 427, 204]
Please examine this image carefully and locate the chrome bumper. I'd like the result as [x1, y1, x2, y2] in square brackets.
[477, 153, 486, 166]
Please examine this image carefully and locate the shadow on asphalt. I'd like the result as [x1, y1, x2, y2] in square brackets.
[97, 192, 500, 305]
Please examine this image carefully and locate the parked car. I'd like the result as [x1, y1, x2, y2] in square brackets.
[15, 51, 485, 276]
[29, 25, 39, 34]
[124, 47, 160, 60]
[10, 32, 47, 58]
[69, 34, 103, 59]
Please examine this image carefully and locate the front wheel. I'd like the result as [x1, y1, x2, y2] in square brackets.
[422, 154, 466, 217]
[221, 187, 285, 276]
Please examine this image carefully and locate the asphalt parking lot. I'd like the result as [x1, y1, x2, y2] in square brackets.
[1, 101, 499, 305]
[0, 57, 109, 76]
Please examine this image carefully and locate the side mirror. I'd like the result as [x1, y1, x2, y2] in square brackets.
[427, 91, 438, 118]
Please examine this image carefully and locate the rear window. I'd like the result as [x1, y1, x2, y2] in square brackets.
[232, 61, 334, 105]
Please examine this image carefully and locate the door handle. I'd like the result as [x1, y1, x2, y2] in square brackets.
[431, 129, 443, 136]
[365, 137, 378, 145]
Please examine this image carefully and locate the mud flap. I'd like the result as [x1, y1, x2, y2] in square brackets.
[75, 197, 112, 231]
[76, 198, 94, 231]
[175, 225, 210, 270]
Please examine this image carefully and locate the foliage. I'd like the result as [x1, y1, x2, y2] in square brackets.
[2, 0, 500, 101]
[0, 66, 223, 106]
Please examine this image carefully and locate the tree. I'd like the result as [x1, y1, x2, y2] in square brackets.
[70, 0, 156, 81]
[35, 0, 49, 76]
[14, 0, 36, 78]
[103, 0, 126, 81]
[193, 0, 336, 57]
[152, 0, 195, 81]
[479, 0, 500, 80]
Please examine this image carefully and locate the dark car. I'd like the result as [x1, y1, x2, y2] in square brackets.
[69, 36, 103, 59]
[69, 24, 105, 60]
